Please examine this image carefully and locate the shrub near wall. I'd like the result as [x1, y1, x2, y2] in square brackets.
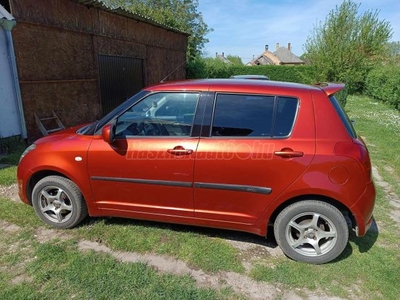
[366, 66, 400, 109]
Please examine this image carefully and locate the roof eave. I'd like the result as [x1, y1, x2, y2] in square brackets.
[72, 0, 190, 36]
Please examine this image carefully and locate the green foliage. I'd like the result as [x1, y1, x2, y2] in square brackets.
[0, 137, 25, 186]
[187, 57, 314, 84]
[334, 85, 349, 107]
[0, 135, 25, 157]
[106, 0, 212, 60]
[304, 0, 393, 95]
[386, 41, 400, 58]
[226, 55, 244, 66]
[365, 65, 400, 109]
[186, 56, 208, 79]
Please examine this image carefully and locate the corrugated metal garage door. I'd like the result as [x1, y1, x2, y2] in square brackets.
[98, 55, 144, 116]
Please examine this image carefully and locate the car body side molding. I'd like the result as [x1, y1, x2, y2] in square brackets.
[91, 176, 193, 188]
[194, 182, 272, 195]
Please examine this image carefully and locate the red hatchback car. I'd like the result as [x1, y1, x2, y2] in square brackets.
[17, 79, 375, 264]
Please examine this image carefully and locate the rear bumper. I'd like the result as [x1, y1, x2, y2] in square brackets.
[350, 180, 376, 236]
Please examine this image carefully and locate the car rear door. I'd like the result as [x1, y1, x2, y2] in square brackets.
[193, 92, 316, 224]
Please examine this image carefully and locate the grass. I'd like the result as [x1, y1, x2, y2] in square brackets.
[1, 95, 400, 299]
[346, 95, 400, 202]
[75, 219, 244, 273]
[0, 198, 244, 274]
[0, 166, 18, 186]
[0, 137, 25, 185]
[0, 227, 240, 300]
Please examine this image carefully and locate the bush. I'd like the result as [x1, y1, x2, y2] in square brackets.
[187, 59, 315, 84]
[365, 66, 400, 109]
[186, 58, 349, 106]
[0, 135, 25, 155]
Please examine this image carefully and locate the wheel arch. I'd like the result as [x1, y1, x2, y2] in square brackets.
[27, 170, 75, 205]
[267, 194, 355, 230]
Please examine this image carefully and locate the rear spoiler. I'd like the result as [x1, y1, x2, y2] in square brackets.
[314, 83, 345, 97]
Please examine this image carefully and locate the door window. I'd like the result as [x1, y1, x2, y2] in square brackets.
[211, 94, 298, 138]
[115, 92, 199, 137]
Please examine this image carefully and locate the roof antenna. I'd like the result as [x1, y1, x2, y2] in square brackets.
[160, 60, 187, 83]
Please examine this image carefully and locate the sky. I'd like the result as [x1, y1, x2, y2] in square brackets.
[198, 0, 400, 64]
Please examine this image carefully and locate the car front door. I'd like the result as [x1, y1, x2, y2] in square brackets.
[194, 93, 316, 224]
[87, 92, 200, 217]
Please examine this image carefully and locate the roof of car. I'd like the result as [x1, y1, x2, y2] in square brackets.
[144, 79, 343, 97]
[230, 75, 270, 80]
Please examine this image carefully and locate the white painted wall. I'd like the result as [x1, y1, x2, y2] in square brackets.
[0, 26, 21, 138]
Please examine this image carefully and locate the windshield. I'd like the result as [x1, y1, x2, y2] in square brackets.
[79, 90, 150, 135]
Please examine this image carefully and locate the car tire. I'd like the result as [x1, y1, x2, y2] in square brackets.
[32, 176, 88, 229]
[274, 200, 348, 264]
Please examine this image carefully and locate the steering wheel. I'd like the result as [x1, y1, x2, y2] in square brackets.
[139, 119, 169, 136]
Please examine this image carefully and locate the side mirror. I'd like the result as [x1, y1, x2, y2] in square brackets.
[102, 124, 115, 144]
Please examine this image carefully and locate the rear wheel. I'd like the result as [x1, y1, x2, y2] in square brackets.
[274, 200, 348, 264]
[32, 176, 88, 229]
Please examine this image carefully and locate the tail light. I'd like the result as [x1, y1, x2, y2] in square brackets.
[334, 140, 372, 181]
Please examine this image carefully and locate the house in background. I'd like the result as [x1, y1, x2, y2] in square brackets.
[247, 43, 304, 66]
[0, 0, 189, 141]
[215, 52, 232, 64]
[0, 4, 26, 139]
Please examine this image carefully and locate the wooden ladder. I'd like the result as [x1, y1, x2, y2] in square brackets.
[34, 111, 65, 136]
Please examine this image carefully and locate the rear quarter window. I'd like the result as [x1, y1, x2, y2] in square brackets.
[329, 95, 357, 138]
[273, 97, 299, 137]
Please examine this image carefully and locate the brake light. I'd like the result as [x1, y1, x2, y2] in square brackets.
[334, 141, 372, 180]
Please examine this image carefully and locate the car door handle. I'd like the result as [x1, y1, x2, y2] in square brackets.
[167, 146, 193, 156]
[274, 149, 304, 158]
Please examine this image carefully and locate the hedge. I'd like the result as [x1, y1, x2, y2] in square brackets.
[365, 66, 400, 109]
[186, 60, 352, 106]
[186, 60, 315, 85]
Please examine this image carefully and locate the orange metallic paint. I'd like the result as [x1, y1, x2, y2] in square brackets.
[17, 80, 375, 238]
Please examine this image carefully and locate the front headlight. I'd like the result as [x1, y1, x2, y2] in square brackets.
[19, 144, 36, 163]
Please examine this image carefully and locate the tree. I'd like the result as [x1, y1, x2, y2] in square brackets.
[226, 55, 244, 66]
[106, 0, 212, 60]
[304, 0, 392, 95]
[386, 41, 400, 64]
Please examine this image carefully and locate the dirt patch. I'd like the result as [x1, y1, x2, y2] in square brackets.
[34, 228, 74, 244]
[11, 274, 33, 285]
[78, 240, 280, 299]
[0, 184, 21, 203]
[0, 220, 21, 232]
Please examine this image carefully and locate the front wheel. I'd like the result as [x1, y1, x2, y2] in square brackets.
[32, 176, 88, 229]
[274, 200, 349, 264]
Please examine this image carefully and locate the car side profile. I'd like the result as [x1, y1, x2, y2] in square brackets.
[17, 79, 375, 264]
